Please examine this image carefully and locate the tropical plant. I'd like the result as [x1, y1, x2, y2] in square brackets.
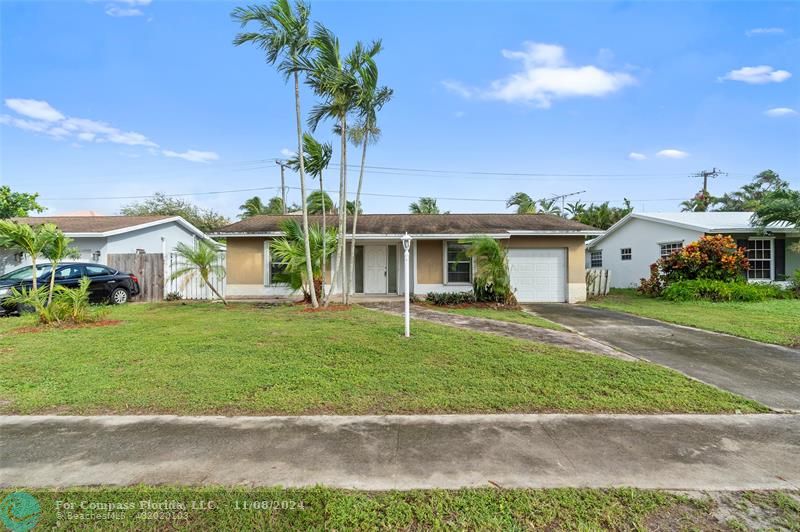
[680, 190, 713, 212]
[233, 0, 319, 307]
[573, 200, 632, 230]
[409, 197, 442, 214]
[564, 200, 586, 218]
[0, 220, 54, 291]
[6, 278, 106, 325]
[713, 170, 789, 212]
[41, 226, 80, 305]
[306, 190, 335, 214]
[170, 240, 227, 305]
[506, 192, 538, 214]
[425, 291, 476, 306]
[460, 236, 514, 304]
[121, 192, 230, 232]
[239, 196, 286, 218]
[538, 198, 562, 216]
[752, 188, 800, 229]
[0, 186, 45, 218]
[270, 218, 337, 301]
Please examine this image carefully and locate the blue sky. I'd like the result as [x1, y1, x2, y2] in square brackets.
[1, 0, 798, 218]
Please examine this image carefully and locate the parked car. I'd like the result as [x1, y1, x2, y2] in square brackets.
[0, 262, 140, 316]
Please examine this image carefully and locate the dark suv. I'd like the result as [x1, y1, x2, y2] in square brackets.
[0, 262, 140, 315]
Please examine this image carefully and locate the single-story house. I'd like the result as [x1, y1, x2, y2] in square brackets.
[212, 214, 602, 303]
[1, 215, 212, 274]
[585, 212, 800, 288]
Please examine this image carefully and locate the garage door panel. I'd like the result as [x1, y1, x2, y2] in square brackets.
[508, 248, 566, 303]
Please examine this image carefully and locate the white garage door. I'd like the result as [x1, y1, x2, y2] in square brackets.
[508, 248, 567, 303]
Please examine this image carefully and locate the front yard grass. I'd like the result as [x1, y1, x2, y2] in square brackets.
[588, 289, 800, 346]
[421, 304, 567, 330]
[6, 487, 798, 530]
[0, 303, 766, 415]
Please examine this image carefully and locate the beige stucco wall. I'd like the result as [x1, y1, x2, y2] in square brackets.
[416, 240, 443, 284]
[227, 237, 265, 285]
[505, 235, 586, 284]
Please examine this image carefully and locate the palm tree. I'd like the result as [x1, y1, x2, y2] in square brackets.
[239, 196, 285, 218]
[233, 0, 319, 307]
[680, 191, 712, 212]
[41, 226, 79, 305]
[170, 240, 227, 305]
[753, 188, 800, 228]
[564, 200, 586, 219]
[461, 236, 513, 304]
[288, 133, 333, 296]
[506, 192, 538, 214]
[270, 218, 337, 301]
[0, 220, 54, 291]
[538, 198, 562, 216]
[409, 197, 441, 214]
[348, 54, 392, 302]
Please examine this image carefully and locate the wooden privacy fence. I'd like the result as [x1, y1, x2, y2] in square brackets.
[165, 252, 226, 300]
[107, 253, 165, 302]
[586, 269, 611, 297]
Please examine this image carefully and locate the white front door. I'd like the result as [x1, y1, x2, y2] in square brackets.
[508, 248, 567, 302]
[364, 246, 387, 293]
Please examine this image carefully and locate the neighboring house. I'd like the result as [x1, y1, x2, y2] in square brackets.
[585, 212, 800, 288]
[213, 214, 601, 303]
[1, 216, 212, 274]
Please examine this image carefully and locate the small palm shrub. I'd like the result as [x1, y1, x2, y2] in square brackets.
[6, 277, 108, 325]
[460, 237, 515, 304]
[425, 292, 476, 306]
[662, 279, 791, 302]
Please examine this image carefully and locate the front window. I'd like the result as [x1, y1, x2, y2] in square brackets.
[620, 248, 632, 261]
[266, 249, 287, 286]
[590, 250, 603, 268]
[0, 264, 52, 281]
[446, 242, 471, 283]
[660, 242, 682, 258]
[747, 239, 773, 280]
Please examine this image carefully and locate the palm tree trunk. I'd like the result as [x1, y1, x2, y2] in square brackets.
[339, 113, 348, 304]
[47, 262, 57, 305]
[203, 274, 228, 306]
[294, 70, 318, 308]
[30, 256, 38, 291]
[320, 174, 326, 300]
[349, 134, 368, 300]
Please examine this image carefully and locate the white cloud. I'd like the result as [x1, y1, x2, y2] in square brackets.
[627, 152, 647, 161]
[105, 6, 144, 17]
[5, 98, 65, 121]
[746, 27, 784, 37]
[721, 65, 791, 84]
[443, 42, 636, 108]
[765, 107, 798, 117]
[162, 149, 219, 163]
[2, 98, 216, 162]
[656, 149, 689, 159]
[280, 148, 294, 158]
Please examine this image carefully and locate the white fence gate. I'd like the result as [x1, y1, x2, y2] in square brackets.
[586, 269, 611, 297]
[165, 252, 226, 300]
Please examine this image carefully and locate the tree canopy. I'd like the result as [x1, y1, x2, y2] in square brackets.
[121, 193, 230, 233]
[0, 186, 45, 218]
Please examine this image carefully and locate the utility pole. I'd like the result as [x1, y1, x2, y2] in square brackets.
[690, 167, 726, 197]
[275, 160, 289, 214]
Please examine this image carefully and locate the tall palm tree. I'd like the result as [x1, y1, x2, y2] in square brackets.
[409, 197, 441, 214]
[506, 192, 538, 214]
[348, 54, 392, 299]
[170, 240, 227, 305]
[564, 200, 586, 219]
[41, 226, 79, 305]
[538, 198, 562, 216]
[233, 0, 319, 307]
[0, 220, 54, 291]
[288, 133, 333, 296]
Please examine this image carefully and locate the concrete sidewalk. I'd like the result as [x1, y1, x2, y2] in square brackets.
[2, 414, 798, 491]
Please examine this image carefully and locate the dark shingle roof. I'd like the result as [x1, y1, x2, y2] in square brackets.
[12, 216, 172, 233]
[215, 214, 599, 235]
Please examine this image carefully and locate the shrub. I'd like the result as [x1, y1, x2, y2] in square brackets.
[425, 292, 476, 306]
[460, 237, 515, 304]
[662, 279, 790, 302]
[790, 269, 800, 297]
[6, 277, 108, 325]
[165, 291, 183, 301]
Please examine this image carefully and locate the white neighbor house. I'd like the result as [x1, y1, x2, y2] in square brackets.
[0, 215, 212, 274]
[585, 212, 800, 288]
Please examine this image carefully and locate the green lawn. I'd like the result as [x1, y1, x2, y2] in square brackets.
[588, 289, 800, 346]
[5, 487, 798, 530]
[421, 305, 567, 331]
[0, 303, 766, 415]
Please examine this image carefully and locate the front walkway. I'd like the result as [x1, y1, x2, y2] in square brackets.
[2, 414, 797, 490]
[362, 302, 630, 359]
[526, 304, 800, 412]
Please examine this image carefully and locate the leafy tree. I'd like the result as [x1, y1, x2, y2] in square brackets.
[170, 240, 227, 305]
[680, 190, 713, 212]
[0, 220, 54, 290]
[409, 197, 442, 214]
[572, 200, 632, 230]
[460, 236, 514, 304]
[506, 192, 538, 214]
[270, 218, 337, 302]
[233, 0, 319, 308]
[0, 186, 45, 218]
[239, 196, 285, 218]
[713, 170, 789, 211]
[753, 188, 800, 228]
[121, 193, 230, 233]
[42, 227, 80, 305]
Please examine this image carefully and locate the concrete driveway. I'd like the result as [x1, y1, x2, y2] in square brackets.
[526, 304, 800, 412]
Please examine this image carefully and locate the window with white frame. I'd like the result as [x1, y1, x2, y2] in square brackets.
[590, 250, 603, 268]
[620, 248, 632, 261]
[446, 242, 471, 283]
[265, 245, 287, 285]
[660, 241, 682, 258]
[746, 238, 773, 280]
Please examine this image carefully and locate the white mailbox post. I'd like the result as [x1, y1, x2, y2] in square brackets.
[401, 232, 412, 337]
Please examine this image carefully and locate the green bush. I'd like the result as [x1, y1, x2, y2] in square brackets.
[6, 277, 108, 325]
[425, 291, 476, 306]
[662, 279, 791, 302]
[790, 269, 800, 296]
